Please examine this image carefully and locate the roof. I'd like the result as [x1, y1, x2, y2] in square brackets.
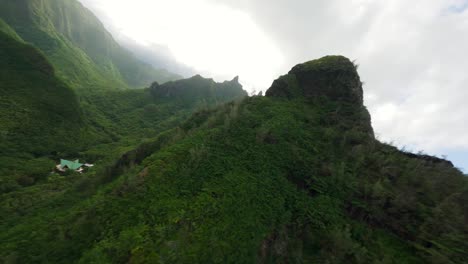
[60, 159, 83, 170]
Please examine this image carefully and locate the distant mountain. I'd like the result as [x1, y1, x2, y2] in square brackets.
[0, 0, 181, 90]
[1, 56, 466, 263]
[150, 75, 246, 103]
[82, 74, 247, 142]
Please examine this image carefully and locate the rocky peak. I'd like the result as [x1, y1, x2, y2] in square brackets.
[150, 81, 160, 89]
[266, 56, 363, 104]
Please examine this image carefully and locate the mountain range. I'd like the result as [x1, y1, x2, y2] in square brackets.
[0, 0, 467, 263]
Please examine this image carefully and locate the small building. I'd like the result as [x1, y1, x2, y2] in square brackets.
[56, 159, 92, 173]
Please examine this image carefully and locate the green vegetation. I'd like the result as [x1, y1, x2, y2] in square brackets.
[0, 18, 23, 42]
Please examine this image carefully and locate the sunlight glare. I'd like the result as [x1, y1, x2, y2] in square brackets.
[85, 0, 285, 91]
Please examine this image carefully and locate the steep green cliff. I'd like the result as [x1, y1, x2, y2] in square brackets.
[0, 0, 180, 90]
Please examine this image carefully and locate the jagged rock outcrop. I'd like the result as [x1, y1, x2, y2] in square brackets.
[266, 55, 373, 137]
[403, 152, 454, 167]
[150, 74, 247, 101]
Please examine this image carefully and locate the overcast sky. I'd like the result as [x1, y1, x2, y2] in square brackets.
[78, 0, 468, 171]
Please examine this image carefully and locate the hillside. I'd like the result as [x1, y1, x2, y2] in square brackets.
[1, 56, 466, 263]
[79, 75, 247, 160]
[0, 0, 180, 90]
[0, 40, 246, 192]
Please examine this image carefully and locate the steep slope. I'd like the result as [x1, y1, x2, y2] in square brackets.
[0, 0, 180, 90]
[0, 23, 84, 190]
[1, 56, 466, 263]
[0, 18, 22, 41]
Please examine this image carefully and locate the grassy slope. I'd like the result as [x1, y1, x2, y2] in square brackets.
[0, 0, 180, 90]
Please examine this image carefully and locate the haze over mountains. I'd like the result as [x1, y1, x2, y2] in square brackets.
[0, 0, 467, 263]
[0, 0, 181, 90]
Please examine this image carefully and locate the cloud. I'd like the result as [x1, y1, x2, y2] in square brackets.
[78, 0, 285, 91]
[79, 0, 468, 168]
[448, 0, 468, 13]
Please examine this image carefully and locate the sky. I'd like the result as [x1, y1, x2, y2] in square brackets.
[78, 0, 468, 171]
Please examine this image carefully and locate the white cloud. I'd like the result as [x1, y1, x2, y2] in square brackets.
[79, 0, 468, 167]
[78, 0, 285, 90]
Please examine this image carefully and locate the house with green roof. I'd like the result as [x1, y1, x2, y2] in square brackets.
[56, 159, 84, 173]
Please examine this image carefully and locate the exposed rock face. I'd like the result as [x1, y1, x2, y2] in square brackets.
[266, 56, 363, 103]
[266, 55, 373, 137]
